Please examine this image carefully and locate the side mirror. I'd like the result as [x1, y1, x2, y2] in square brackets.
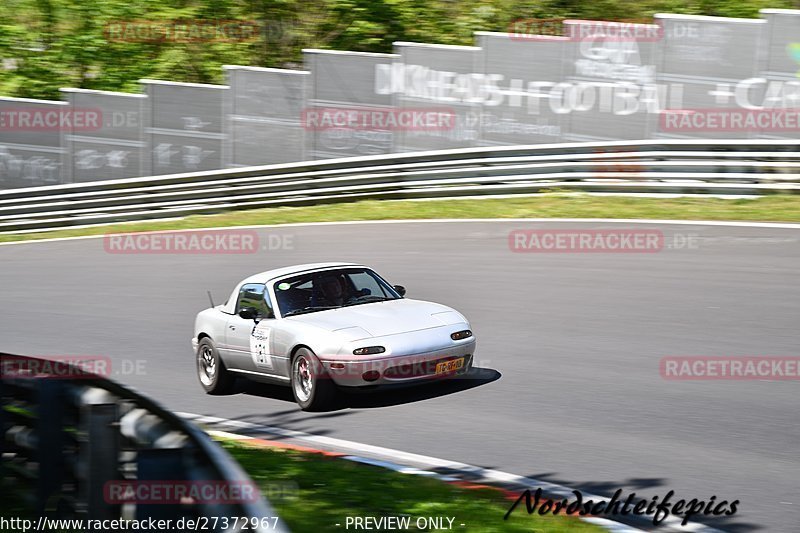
[238, 307, 258, 320]
[393, 285, 406, 297]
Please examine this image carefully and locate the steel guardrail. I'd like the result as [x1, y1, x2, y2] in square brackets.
[1, 139, 798, 233]
[0, 353, 288, 533]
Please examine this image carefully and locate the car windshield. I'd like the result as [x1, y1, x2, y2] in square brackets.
[273, 268, 401, 317]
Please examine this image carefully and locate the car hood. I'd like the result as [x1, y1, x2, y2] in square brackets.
[288, 298, 466, 340]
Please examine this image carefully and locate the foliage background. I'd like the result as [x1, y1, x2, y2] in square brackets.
[0, 0, 798, 99]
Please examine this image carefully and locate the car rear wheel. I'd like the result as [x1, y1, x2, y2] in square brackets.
[197, 337, 234, 395]
[291, 348, 337, 411]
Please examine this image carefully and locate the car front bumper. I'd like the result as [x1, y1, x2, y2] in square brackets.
[321, 340, 476, 387]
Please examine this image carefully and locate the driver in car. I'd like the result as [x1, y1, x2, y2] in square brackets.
[314, 274, 349, 307]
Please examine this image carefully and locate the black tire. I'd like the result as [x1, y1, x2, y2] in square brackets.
[196, 337, 234, 395]
[291, 347, 337, 411]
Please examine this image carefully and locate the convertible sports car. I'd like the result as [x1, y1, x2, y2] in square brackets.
[193, 262, 476, 410]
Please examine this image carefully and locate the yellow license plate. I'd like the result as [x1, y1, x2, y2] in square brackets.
[435, 357, 464, 374]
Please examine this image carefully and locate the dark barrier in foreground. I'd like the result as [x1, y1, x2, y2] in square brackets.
[0, 353, 287, 532]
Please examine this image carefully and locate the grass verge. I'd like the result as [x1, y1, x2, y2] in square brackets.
[3, 194, 800, 245]
[221, 439, 605, 533]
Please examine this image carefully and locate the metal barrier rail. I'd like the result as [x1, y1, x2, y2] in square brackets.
[1, 139, 798, 233]
[0, 353, 287, 533]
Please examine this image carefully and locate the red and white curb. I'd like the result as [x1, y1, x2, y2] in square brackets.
[180, 413, 725, 533]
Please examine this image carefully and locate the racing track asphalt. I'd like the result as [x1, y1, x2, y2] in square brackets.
[1, 220, 798, 532]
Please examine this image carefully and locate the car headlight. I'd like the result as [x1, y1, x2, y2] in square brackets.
[353, 346, 386, 355]
[451, 330, 473, 340]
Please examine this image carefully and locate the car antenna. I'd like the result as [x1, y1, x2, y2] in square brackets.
[207, 290, 216, 308]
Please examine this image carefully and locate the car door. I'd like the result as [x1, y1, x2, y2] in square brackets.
[224, 283, 277, 374]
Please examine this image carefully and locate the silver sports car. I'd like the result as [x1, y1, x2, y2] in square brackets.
[193, 262, 476, 410]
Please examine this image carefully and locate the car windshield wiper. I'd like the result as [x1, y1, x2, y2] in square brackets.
[283, 306, 339, 317]
[344, 296, 394, 306]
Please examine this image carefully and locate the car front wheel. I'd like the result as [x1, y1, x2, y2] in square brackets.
[197, 337, 234, 395]
[291, 348, 337, 411]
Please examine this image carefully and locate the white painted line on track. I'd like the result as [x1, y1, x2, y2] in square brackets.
[343, 455, 460, 482]
[2, 217, 800, 247]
